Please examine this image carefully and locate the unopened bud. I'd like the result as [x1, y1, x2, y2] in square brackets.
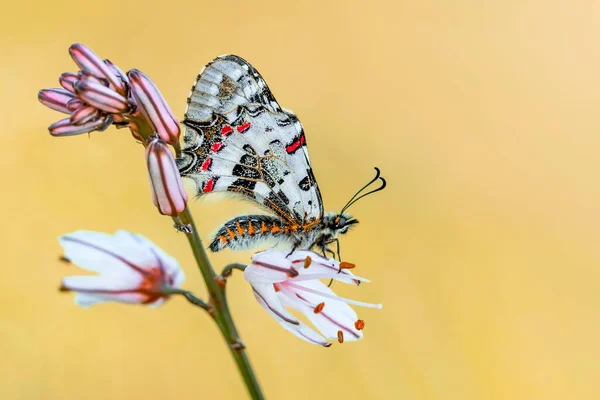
[145, 138, 188, 216]
[128, 69, 180, 146]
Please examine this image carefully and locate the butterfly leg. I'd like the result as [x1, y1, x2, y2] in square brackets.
[286, 241, 301, 258]
[173, 217, 192, 234]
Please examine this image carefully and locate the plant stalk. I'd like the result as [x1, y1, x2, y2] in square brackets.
[176, 207, 265, 400]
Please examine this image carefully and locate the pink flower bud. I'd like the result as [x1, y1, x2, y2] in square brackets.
[70, 105, 100, 126]
[69, 43, 125, 94]
[59, 230, 185, 307]
[38, 88, 76, 114]
[145, 138, 188, 216]
[128, 69, 180, 146]
[66, 98, 83, 112]
[74, 79, 129, 114]
[59, 72, 78, 93]
[49, 115, 112, 137]
[104, 58, 129, 88]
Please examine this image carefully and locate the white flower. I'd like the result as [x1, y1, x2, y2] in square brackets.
[244, 249, 381, 346]
[59, 230, 185, 307]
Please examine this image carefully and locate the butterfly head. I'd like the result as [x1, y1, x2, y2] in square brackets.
[324, 212, 359, 236]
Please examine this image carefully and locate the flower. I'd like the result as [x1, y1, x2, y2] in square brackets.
[38, 43, 130, 137]
[244, 249, 382, 346]
[128, 69, 181, 146]
[59, 230, 185, 307]
[145, 138, 188, 216]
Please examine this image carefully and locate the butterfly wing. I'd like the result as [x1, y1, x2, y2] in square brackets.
[177, 55, 323, 225]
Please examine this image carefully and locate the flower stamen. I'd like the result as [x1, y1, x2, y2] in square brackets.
[339, 262, 355, 270]
[355, 320, 365, 330]
[337, 330, 344, 343]
[313, 302, 325, 314]
[286, 282, 382, 309]
[303, 256, 312, 269]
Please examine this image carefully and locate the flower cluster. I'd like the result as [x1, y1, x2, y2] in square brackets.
[39, 43, 187, 216]
[244, 249, 381, 346]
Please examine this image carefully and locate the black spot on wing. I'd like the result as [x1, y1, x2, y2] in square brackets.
[299, 176, 311, 191]
[242, 144, 257, 155]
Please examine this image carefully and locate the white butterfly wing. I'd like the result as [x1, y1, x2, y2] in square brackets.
[177, 55, 323, 224]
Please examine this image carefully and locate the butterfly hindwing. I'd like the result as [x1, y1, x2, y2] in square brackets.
[178, 55, 323, 225]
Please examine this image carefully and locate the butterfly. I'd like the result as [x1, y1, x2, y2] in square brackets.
[176, 55, 385, 257]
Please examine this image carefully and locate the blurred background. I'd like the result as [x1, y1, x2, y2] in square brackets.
[2, 0, 600, 399]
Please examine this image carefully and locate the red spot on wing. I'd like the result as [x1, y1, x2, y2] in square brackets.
[221, 125, 233, 136]
[237, 122, 251, 133]
[203, 178, 216, 193]
[201, 158, 212, 171]
[211, 142, 224, 153]
[286, 135, 305, 154]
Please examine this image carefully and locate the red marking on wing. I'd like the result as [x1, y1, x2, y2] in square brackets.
[211, 142, 224, 153]
[201, 158, 212, 171]
[221, 125, 233, 136]
[203, 178, 216, 193]
[286, 135, 305, 154]
[237, 122, 251, 133]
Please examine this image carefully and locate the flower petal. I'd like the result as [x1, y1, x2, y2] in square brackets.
[38, 88, 75, 114]
[278, 282, 363, 342]
[252, 283, 330, 347]
[59, 231, 147, 278]
[245, 249, 300, 284]
[288, 250, 367, 284]
[113, 230, 185, 287]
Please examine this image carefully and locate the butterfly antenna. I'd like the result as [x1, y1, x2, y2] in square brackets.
[341, 167, 387, 213]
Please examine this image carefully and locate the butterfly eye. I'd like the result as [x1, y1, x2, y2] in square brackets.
[337, 216, 347, 228]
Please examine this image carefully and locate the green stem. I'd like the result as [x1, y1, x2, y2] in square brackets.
[175, 207, 265, 400]
[222, 263, 247, 278]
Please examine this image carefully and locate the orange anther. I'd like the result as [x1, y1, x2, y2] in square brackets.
[303, 256, 312, 269]
[337, 330, 344, 343]
[339, 262, 355, 270]
[313, 302, 325, 314]
[354, 319, 365, 330]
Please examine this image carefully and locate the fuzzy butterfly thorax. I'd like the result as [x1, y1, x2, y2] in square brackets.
[177, 55, 383, 255]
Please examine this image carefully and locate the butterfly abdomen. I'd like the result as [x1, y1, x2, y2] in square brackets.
[209, 215, 304, 252]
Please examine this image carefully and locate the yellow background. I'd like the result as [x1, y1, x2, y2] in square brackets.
[2, 0, 600, 399]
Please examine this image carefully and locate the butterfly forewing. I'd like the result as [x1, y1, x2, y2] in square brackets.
[177, 55, 323, 225]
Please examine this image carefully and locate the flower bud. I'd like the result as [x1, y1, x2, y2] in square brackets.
[145, 138, 188, 216]
[38, 88, 76, 114]
[59, 72, 78, 93]
[49, 115, 112, 137]
[70, 105, 100, 126]
[128, 69, 180, 146]
[69, 43, 125, 94]
[74, 79, 129, 114]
